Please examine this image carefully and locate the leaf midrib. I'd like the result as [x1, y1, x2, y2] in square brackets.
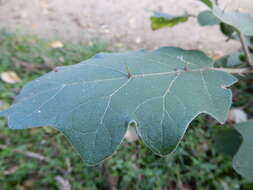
[9, 66, 216, 132]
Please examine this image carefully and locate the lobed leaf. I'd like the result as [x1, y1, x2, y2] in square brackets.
[0, 47, 237, 165]
[233, 120, 253, 182]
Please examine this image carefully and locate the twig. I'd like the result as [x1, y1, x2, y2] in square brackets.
[211, 67, 253, 76]
[65, 158, 72, 174]
[238, 31, 253, 67]
[55, 176, 71, 190]
[0, 144, 50, 162]
[13, 58, 54, 72]
[0, 144, 66, 174]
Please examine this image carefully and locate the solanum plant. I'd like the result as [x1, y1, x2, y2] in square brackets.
[150, 0, 253, 181]
[1, 0, 253, 182]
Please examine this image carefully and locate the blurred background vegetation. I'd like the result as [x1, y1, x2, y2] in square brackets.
[0, 30, 253, 190]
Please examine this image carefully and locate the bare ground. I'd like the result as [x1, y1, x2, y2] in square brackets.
[0, 0, 253, 55]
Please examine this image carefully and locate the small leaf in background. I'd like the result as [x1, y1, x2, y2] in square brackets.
[150, 12, 189, 30]
[214, 52, 246, 68]
[226, 53, 244, 67]
[213, 126, 242, 157]
[198, 0, 214, 8]
[212, 6, 253, 36]
[197, 10, 220, 26]
[214, 55, 229, 67]
[49, 40, 64, 48]
[0, 47, 237, 165]
[233, 120, 253, 182]
[219, 23, 237, 39]
[0, 71, 21, 84]
[197, 4, 253, 37]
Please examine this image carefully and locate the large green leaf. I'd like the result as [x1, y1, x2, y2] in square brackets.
[233, 120, 253, 181]
[150, 12, 189, 30]
[0, 47, 237, 165]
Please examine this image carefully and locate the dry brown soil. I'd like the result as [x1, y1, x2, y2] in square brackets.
[0, 0, 253, 55]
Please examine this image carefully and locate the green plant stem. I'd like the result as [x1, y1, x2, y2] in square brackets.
[238, 31, 253, 67]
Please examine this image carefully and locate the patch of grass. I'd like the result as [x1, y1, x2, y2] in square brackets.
[0, 30, 252, 190]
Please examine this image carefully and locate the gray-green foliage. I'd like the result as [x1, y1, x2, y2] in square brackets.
[197, 10, 220, 26]
[212, 6, 253, 36]
[226, 52, 245, 66]
[233, 121, 253, 182]
[197, 4, 253, 56]
[215, 52, 245, 67]
[197, 3, 253, 36]
[0, 47, 237, 165]
[151, 1, 253, 41]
